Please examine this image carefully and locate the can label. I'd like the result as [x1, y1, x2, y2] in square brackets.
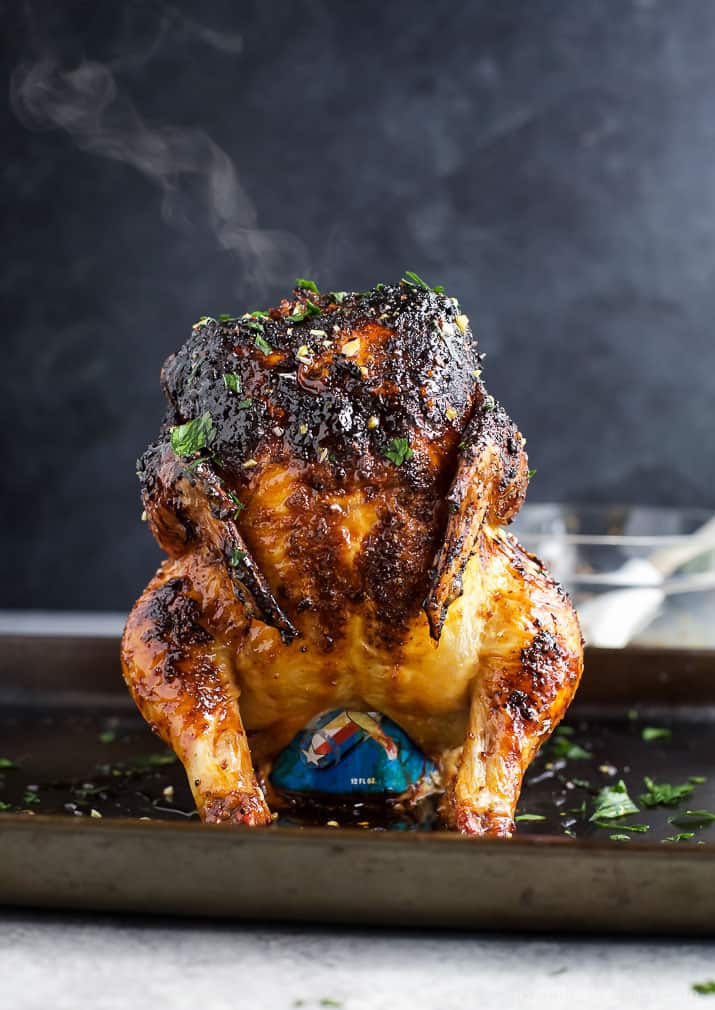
[270, 709, 435, 796]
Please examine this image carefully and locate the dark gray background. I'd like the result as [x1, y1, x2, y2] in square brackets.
[2, 0, 714, 611]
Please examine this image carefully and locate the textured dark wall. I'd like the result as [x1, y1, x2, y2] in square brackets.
[2, 0, 715, 610]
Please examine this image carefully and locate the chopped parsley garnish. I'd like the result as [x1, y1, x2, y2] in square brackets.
[330, 291, 348, 303]
[667, 809, 715, 827]
[295, 278, 319, 294]
[640, 776, 694, 808]
[223, 373, 241, 394]
[98, 731, 116, 744]
[249, 310, 269, 318]
[236, 397, 253, 409]
[228, 492, 244, 521]
[402, 270, 445, 294]
[254, 334, 273, 355]
[170, 412, 214, 458]
[245, 318, 266, 334]
[188, 356, 204, 383]
[218, 313, 235, 322]
[230, 547, 247, 567]
[289, 300, 322, 322]
[693, 981, 715, 994]
[592, 821, 650, 832]
[515, 813, 546, 822]
[663, 832, 695, 843]
[690, 776, 708, 784]
[0, 801, 13, 811]
[22, 790, 40, 805]
[0, 758, 17, 769]
[589, 780, 639, 821]
[549, 729, 592, 761]
[642, 726, 672, 742]
[527, 468, 537, 479]
[383, 437, 414, 466]
[609, 834, 630, 842]
[131, 753, 177, 768]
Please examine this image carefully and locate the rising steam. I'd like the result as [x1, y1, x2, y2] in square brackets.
[10, 56, 306, 293]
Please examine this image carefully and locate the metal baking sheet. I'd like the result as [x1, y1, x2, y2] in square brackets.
[1, 633, 714, 932]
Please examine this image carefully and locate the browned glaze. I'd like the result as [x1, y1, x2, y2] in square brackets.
[122, 279, 583, 834]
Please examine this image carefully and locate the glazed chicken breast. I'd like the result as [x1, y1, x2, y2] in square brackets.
[121, 277, 583, 836]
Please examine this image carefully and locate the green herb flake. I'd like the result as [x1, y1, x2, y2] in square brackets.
[640, 776, 694, 809]
[383, 437, 414, 467]
[230, 547, 248, 567]
[571, 777, 592, 790]
[642, 726, 672, 742]
[223, 373, 241, 394]
[131, 753, 177, 768]
[228, 492, 244, 521]
[483, 394, 496, 412]
[549, 735, 592, 761]
[527, 468, 537, 479]
[663, 833, 695, 843]
[693, 981, 715, 994]
[319, 1001, 342, 1008]
[289, 299, 322, 323]
[667, 809, 715, 827]
[402, 271, 444, 294]
[193, 315, 215, 328]
[690, 776, 707, 785]
[170, 412, 215, 459]
[515, 813, 547, 822]
[218, 313, 235, 322]
[330, 291, 348, 303]
[589, 780, 639, 821]
[98, 731, 116, 745]
[0, 758, 17, 769]
[609, 834, 631, 842]
[22, 790, 40, 806]
[249, 310, 269, 318]
[592, 821, 650, 833]
[236, 397, 253, 410]
[245, 318, 266, 334]
[254, 334, 273, 355]
[295, 278, 319, 294]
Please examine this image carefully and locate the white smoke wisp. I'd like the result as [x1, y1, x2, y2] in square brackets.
[10, 58, 306, 293]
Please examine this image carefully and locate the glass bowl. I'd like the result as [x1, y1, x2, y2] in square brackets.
[511, 504, 715, 649]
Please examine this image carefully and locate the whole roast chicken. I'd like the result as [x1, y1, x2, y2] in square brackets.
[121, 276, 583, 836]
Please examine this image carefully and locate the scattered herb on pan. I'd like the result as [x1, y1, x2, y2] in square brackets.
[640, 776, 694, 808]
[383, 437, 414, 467]
[667, 810, 715, 828]
[592, 821, 650, 833]
[690, 776, 708, 785]
[22, 790, 40, 806]
[549, 727, 592, 761]
[223, 373, 241, 394]
[589, 780, 639, 821]
[663, 833, 695, 843]
[170, 412, 214, 458]
[295, 278, 319, 294]
[98, 730, 116, 744]
[319, 1000, 343, 1008]
[609, 834, 631, 842]
[641, 727, 672, 742]
[693, 981, 715, 995]
[402, 270, 445, 294]
[230, 548, 247, 567]
[0, 758, 17, 769]
[571, 777, 592, 790]
[254, 334, 273, 355]
[515, 813, 547, 822]
[130, 753, 177, 769]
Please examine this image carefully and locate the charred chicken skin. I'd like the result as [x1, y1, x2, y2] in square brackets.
[121, 278, 583, 836]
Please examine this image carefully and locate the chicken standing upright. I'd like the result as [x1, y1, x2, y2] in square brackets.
[121, 277, 583, 835]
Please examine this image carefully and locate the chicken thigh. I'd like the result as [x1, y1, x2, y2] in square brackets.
[121, 277, 583, 836]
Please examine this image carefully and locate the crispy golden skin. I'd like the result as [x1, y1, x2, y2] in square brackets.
[121, 281, 583, 835]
